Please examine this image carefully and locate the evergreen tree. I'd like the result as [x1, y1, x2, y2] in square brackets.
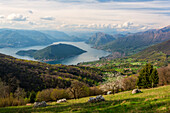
[150, 68, 159, 88]
[29, 91, 36, 103]
[137, 63, 159, 88]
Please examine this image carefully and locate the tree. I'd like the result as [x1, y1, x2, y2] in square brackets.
[150, 68, 159, 88]
[0, 79, 9, 98]
[29, 91, 36, 103]
[69, 81, 89, 99]
[14, 87, 26, 100]
[50, 88, 69, 100]
[137, 63, 159, 88]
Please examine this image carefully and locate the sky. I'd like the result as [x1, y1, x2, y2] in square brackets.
[0, 0, 170, 32]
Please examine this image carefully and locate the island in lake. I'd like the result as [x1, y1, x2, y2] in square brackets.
[16, 43, 87, 61]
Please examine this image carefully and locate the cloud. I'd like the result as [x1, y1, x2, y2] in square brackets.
[0, 15, 5, 19]
[28, 10, 33, 14]
[28, 21, 36, 25]
[97, 0, 155, 2]
[7, 14, 27, 21]
[40, 16, 55, 20]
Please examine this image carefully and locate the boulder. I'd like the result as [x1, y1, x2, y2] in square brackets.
[88, 95, 105, 103]
[57, 98, 67, 103]
[132, 89, 142, 94]
[107, 91, 112, 95]
[33, 101, 47, 108]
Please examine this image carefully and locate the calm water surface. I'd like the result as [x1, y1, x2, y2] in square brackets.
[0, 42, 110, 65]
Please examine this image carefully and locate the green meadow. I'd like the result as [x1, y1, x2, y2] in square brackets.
[0, 85, 169, 113]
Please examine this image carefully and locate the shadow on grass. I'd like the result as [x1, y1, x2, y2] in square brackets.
[1, 97, 168, 113]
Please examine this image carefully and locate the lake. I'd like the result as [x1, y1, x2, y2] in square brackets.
[0, 42, 110, 65]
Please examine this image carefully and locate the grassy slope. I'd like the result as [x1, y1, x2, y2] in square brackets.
[0, 85, 170, 113]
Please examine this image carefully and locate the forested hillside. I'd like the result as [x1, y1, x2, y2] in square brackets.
[132, 39, 170, 62]
[0, 53, 104, 92]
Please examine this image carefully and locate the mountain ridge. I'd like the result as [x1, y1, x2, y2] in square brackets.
[99, 25, 170, 59]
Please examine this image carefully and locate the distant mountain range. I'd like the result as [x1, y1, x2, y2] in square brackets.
[16, 44, 86, 61]
[88, 25, 170, 59]
[85, 32, 116, 47]
[0, 29, 84, 48]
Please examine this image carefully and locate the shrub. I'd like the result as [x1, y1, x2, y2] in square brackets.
[50, 88, 69, 100]
[89, 86, 103, 96]
[36, 89, 53, 102]
[100, 76, 123, 94]
[0, 94, 27, 107]
[122, 75, 138, 91]
[158, 66, 170, 86]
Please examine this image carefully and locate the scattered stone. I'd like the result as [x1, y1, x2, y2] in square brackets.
[88, 95, 105, 103]
[33, 101, 47, 108]
[132, 88, 142, 94]
[107, 91, 112, 95]
[57, 98, 67, 103]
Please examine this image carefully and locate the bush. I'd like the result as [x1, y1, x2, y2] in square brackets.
[158, 66, 170, 86]
[100, 76, 123, 94]
[0, 94, 27, 107]
[89, 86, 103, 96]
[51, 88, 69, 101]
[122, 75, 138, 91]
[36, 89, 53, 102]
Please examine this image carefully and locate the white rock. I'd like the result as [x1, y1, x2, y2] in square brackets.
[88, 95, 105, 103]
[132, 89, 142, 94]
[107, 91, 112, 95]
[57, 98, 67, 103]
[34, 101, 47, 108]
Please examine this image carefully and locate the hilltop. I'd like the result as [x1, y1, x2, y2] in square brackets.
[16, 44, 86, 61]
[0, 85, 169, 113]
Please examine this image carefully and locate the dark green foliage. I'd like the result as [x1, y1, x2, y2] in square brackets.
[137, 64, 159, 88]
[29, 91, 36, 103]
[16, 50, 37, 57]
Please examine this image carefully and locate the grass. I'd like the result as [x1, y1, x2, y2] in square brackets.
[0, 85, 170, 113]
